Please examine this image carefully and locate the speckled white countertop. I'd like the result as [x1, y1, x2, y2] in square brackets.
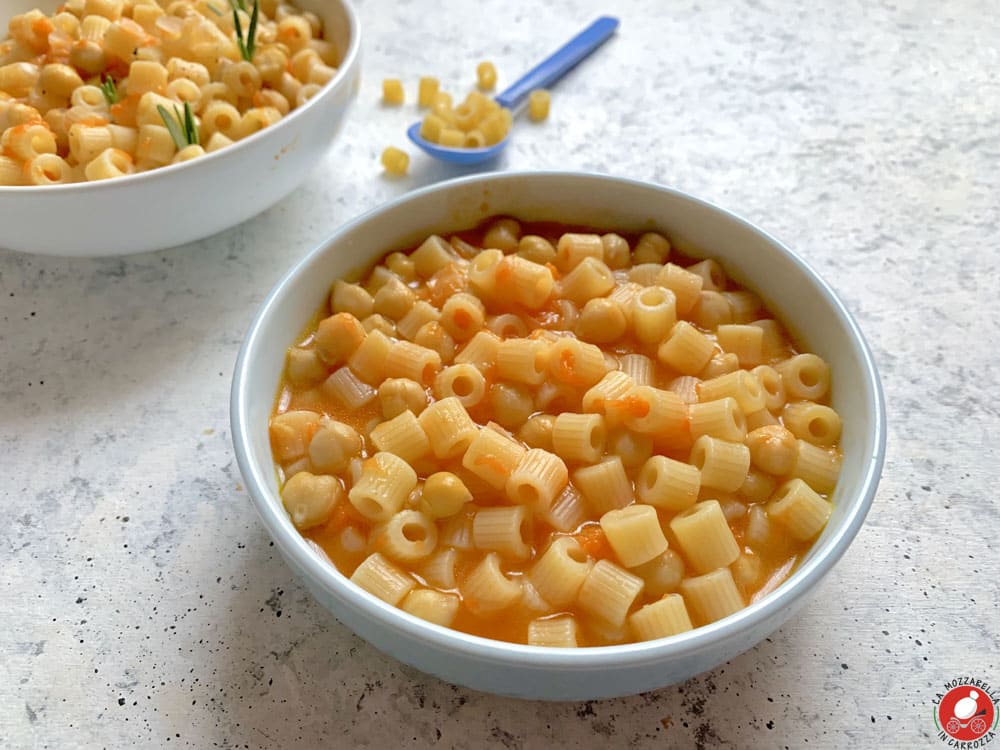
[3, 0, 999, 747]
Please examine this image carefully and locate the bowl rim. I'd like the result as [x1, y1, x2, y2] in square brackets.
[230, 170, 887, 667]
[0, 0, 361, 195]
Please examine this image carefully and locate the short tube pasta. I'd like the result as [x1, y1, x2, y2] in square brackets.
[689, 435, 751, 492]
[637, 455, 700, 511]
[629, 594, 693, 641]
[680, 567, 744, 625]
[401, 589, 460, 627]
[348, 452, 418, 522]
[527, 615, 579, 647]
[669, 500, 741, 574]
[462, 552, 522, 616]
[577, 559, 645, 627]
[529, 536, 593, 607]
[372, 509, 438, 562]
[767, 478, 833, 541]
[600, 505, 668, 568]
[552, 413, 607, 464]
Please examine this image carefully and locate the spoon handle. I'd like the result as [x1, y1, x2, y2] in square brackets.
[494, 16, 620, 111]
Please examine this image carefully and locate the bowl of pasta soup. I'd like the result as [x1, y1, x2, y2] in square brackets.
[231, 171, 886, 700]
[0, 0, 360, 256]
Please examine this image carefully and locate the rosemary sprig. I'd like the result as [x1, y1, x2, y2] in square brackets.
[206, 2, 224, 16]
[233, 0, 258, 62]
[229, 0, 247, 11]
[157, 102, 200, 149]
[99, 76, 118, 106]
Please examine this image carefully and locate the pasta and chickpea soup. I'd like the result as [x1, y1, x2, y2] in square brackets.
[0, 0, 337, 185]
[269, 218, 844, 647]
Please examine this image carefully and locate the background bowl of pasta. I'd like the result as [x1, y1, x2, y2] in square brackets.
[0, 0, 359, 256]
[231, 171, 886, 700]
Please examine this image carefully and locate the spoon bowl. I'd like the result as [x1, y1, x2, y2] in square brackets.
[407, 16, 619, 164]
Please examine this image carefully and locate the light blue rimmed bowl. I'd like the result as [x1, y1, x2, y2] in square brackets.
[230, 171, 886, 701]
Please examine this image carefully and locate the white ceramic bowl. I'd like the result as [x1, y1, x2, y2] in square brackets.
[0, 0, 360, 257]
[231, 172, 886, 701]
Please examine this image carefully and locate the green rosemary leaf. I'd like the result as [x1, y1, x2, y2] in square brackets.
[182, 101, 199, 146]
[99, 77, 118, 106]
[157, 104, 187, 150]
[246, 0, 259, 60]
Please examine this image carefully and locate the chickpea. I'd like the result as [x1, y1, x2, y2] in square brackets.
[745, 424, 797, 476]
[269, 409, 321, 462]
[281, 471, 342, 529]
[575, 298, 626, 344]
[308, 419, 362, 474]
[378, 378, 428, 420]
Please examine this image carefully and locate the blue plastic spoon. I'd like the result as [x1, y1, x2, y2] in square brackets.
[406, 16, 620, 165]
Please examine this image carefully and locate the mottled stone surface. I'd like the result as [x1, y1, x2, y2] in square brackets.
[2, 0, 998, 747]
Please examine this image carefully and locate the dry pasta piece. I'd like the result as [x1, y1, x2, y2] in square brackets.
[528, 89, 550, 121]
[382, 78, 404, 105]
[381, 146, 409, 175]
[476, 61, 497, 91]
[417, 76, 440, 107]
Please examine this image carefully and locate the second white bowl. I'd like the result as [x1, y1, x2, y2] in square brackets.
[0, 0, 360, 257]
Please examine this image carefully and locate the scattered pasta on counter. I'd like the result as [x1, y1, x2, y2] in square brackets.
[381, 77, 404, 105]
[269, 218, 844, 646]
[380, 145, 408, 175]
[528, 89, 550, 122]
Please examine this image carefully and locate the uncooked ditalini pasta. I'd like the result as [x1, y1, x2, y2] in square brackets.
[269, 217, 844, 646]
